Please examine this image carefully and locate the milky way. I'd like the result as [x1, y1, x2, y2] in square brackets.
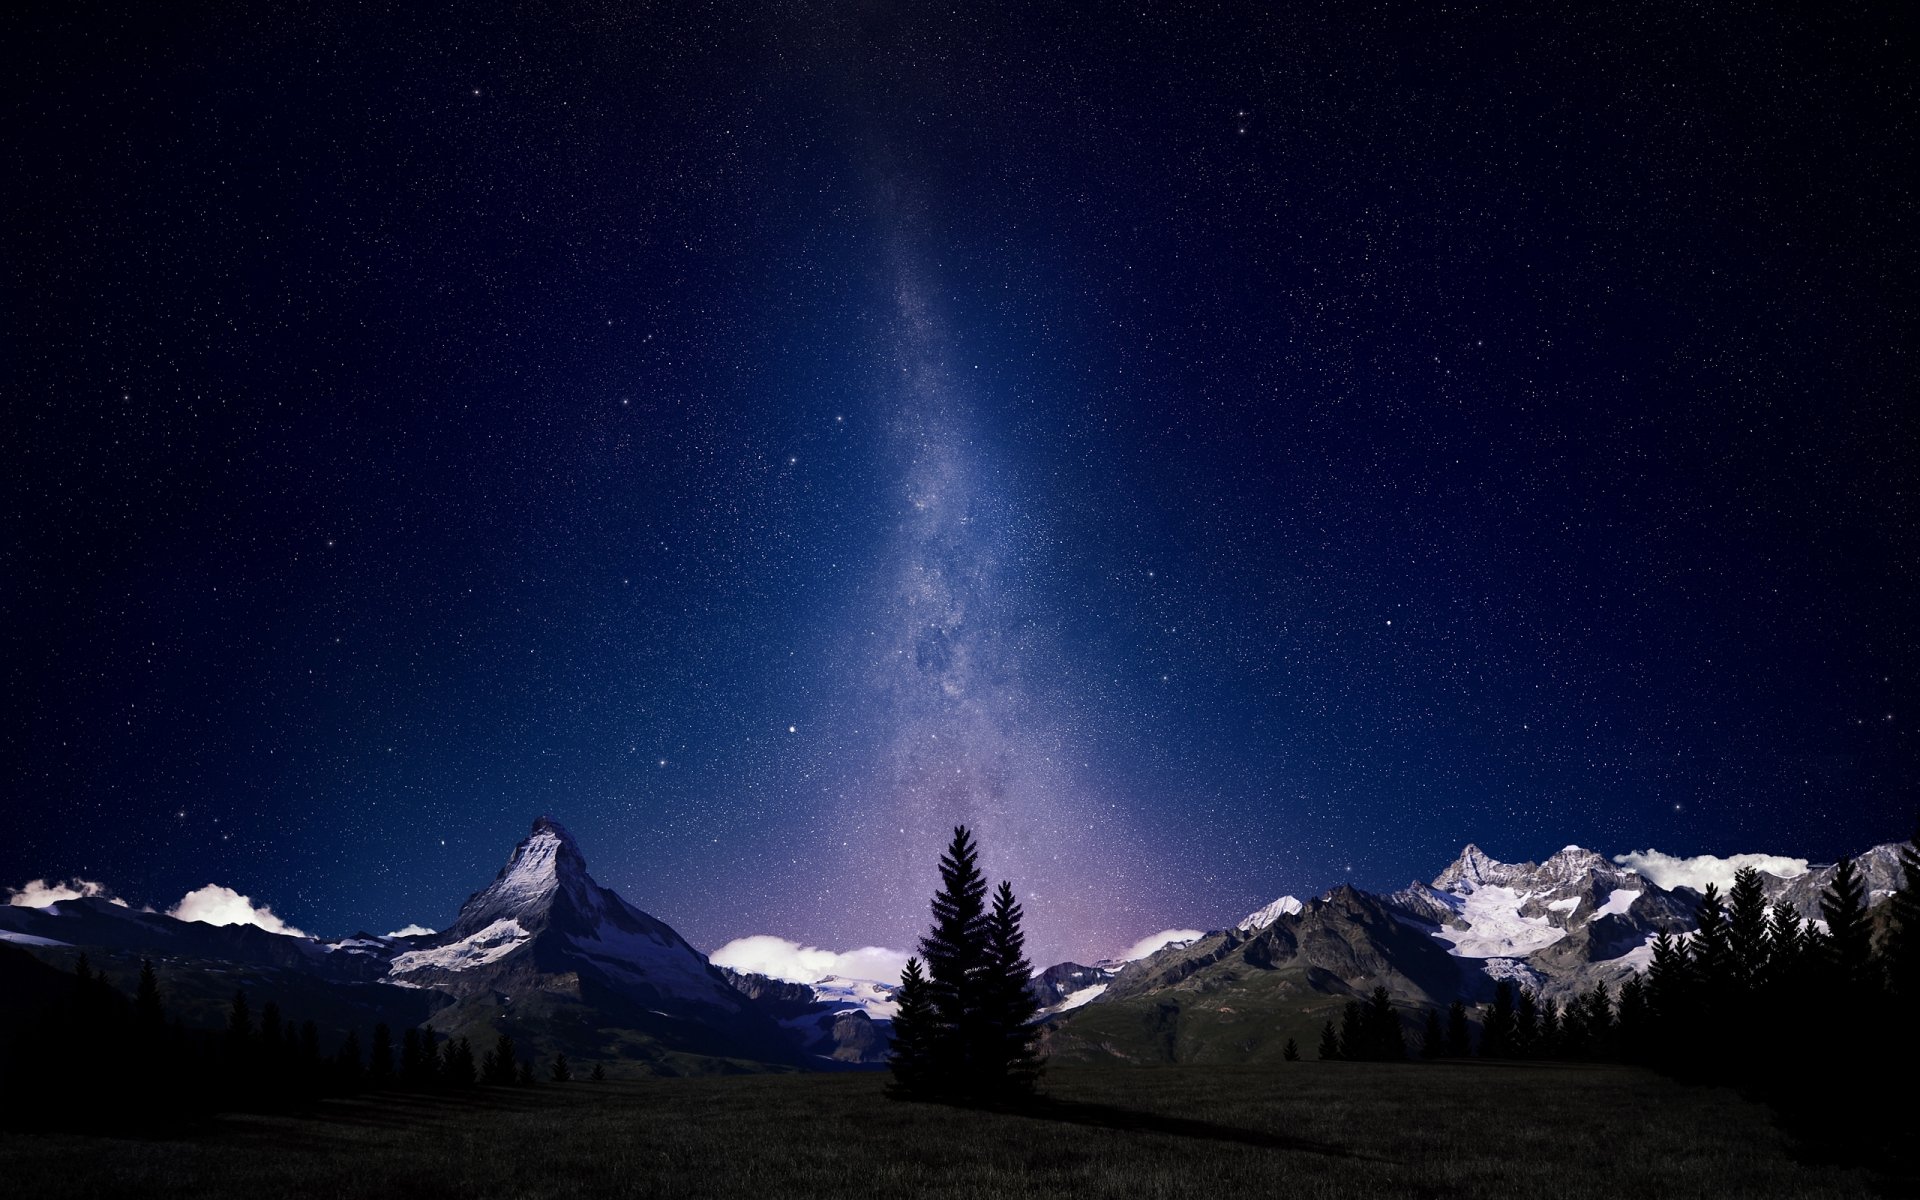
[820, 240, 1175, 964]
[5, 4, 1912, 970]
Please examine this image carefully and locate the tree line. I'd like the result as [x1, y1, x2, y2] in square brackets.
[1311, 829, 1920, 1170]
[0, 955, 601, 1131]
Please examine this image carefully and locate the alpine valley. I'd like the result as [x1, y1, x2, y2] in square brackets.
[1, 818, 1907, 1075]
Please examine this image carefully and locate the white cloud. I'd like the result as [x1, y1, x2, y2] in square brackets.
[1121, 928, 1205, 963]
[169, 884, 307, 938]
[7, 878, 126, 908]
[386, 924, 436, 938]
[1613, 849, 1809, 894]
[709, 935, 910, 985]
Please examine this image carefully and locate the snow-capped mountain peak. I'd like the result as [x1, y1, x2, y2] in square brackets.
[441, 815, 594, 940]
[1236, 894, 1304, 932]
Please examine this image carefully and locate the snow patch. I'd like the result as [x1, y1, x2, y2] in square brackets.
[1616, 933, 1661, 973]
[807, 976, 900, 1020]
[1430, 886, 1567, 958]
[1546, 897, 1580, 915]
[1052, 983, 1109, 1012]
[1591, 888, 1642, 919]
[387, 924, 436, 938]
[0, 929, 70, 947]
[389, 918, 528, 973]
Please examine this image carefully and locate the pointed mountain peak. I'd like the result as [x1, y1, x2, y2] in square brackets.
[530, 814, 577, 845]
[1236, 894, 1304, 932]
[441, 816, 594, 940]
[1433, 843, 1514, 891]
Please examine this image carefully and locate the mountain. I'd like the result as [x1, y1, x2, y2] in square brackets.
[1031, 961, 1118, 1014]
[0, 817, 802, 1074]
[380, 817, 798, 1070]
[718, 968, 897, 1065]
[1048, 837, 1912, 1066]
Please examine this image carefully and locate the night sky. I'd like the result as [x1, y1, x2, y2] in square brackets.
[6, 2, 1914, 967]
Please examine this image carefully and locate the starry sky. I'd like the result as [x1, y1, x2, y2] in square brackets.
[5, 2, 1915, 967]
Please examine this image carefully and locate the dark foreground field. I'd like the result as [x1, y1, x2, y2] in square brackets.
[0, 1062, 1880, 1199]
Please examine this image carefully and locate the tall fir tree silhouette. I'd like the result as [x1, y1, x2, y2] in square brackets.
[1479, 981, 1516, 1058]
[1421, 1009, 1444, 1059]
[886, 957, 940, 1097]
[482, 1033, 517, 1085]
[1538, 997, 1561, 1059]
[1317, 1019, 1342, 1061]
[1820, 858, 1873, 997]
[370, 1024, 394, 1084]
[1445, 1000, 1472, 1058]
[1727, 867, 1771, 991]
[550, 1053, 572, 1082]
[1514, 989, 1539, 1059]
[1338, 1000, 1365, 1060]
[984, 881, 1042, 1093]
[134, 960, 163, 1030]
[1886, 821, 1920, 1003]
[1282, 1036, 1301, 1061]
[919, 826, 991, 1090]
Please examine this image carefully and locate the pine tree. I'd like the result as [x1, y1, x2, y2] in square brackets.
[983, 881, 1042, 1094]
[1479, 981, 1516, 1058]
[550, 1054, 572, 1082]
[887, 957, 940, 1097]
[1538, 997, 1561, 1059]
[918, 826, 992, 1093]
[1317, 1020, 1342, 1061]
[1282, 1037, 1301, 1062]
[1362, 986, 1405, 1061]
[1514, 989, 1539, 1059]
[1727, 866, 1771, 991]
[1886, 821, 1920, 1003]
[517, 1059, 535, 1086]
[1821, 857, 1874, 997]
[227, 990, 253, 1043]
[337, 1030, 364, 1090]
[1445, 1000, 1472, 1058]
[1617, 975, 1648, 1063]
[1338, 1000, 1365, 1060]
[370, 1024, 394, 1084]
[1584, 984, 1615, 1060]
[1421, 1009, 1444, 1059]
[1691, 884, 1734, 1006]
[445, 1037, 476, 1087]
[483, 1033, 517, 1085]
[589, 1062, 606, 1082]
[1764, 903, 1806, 991]
[401, 1028, 424, 1083]
[135, 960, 163, 1030]
[260, 1001, 282, 1050]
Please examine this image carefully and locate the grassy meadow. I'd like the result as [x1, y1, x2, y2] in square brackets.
[0, 1061, 1881, 1200]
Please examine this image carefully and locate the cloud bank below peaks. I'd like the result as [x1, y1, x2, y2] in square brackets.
[1121, 929, 1205, 962]
[6, 878, 126, 908]
[709, 936, 909, 985]
[1612, 849, 1810, 894]
[169, 884, 307, 938]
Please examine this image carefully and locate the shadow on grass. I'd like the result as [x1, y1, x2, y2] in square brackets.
[930, 1096, 1380, 1161]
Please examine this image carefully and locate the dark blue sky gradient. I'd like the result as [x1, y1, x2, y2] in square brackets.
[5, 2, 1914, 964]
